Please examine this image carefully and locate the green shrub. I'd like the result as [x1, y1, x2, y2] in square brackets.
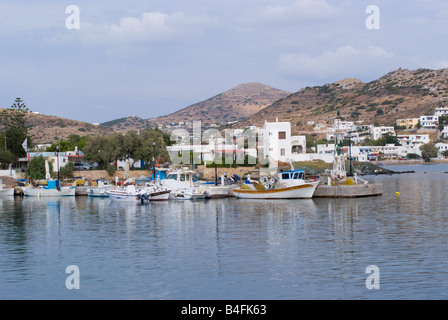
[106, 164, 117, 176]
[60, 162, 74, 179]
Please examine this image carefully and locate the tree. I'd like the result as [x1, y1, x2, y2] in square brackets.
[439, 115, 448, 131]
[0, 150, 14, 169]
[419, 143, 439, 162]
[59, 162, 74, 179]
[83, 134, 122, 169]
[1, 98, 32, 159]
[406, 153, 421, 159]
[26, 155, 46, 180]
[46, 134, 88, 153]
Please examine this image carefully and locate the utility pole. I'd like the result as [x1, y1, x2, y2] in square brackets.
[152, 141, 156, 181]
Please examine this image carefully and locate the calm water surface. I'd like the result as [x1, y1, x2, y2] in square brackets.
[1, 164, 448, 300]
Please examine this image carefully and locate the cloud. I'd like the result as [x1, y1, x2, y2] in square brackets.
[258, 0, 342, 24]
[80, 11, 216, 46]
[278, 45, 396, 82]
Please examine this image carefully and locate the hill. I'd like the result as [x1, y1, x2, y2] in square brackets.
[0, 110, 112, 145]
[232, 68, 448, 134]
[147, 82, 292, 129]
[100, 115, 152, 133]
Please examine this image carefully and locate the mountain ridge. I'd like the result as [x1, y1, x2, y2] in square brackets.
[4, 68, 448, 145]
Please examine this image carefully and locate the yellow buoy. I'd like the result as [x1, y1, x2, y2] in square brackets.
[395, 192, 400, 196]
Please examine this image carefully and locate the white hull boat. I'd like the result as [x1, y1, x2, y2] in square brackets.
[88, 180, 114, 197]
[22, 186, 76, 197]
[233, 169, 319, 199]
[160, 168, 207, 200]
[171, 189, 207, 200]
[142, 183, 171, 201]
[202, 185, 229, 198]
[0, 187, 15, 197]
[106, 185, 150, 203]
[88, 186, 114, 197]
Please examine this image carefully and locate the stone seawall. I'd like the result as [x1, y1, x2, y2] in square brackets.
[72, 170, 154, 182]
[313, 183, 383, 198]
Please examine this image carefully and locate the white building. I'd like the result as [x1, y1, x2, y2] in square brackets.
[419, 115, 439, 129]
[397, 134, 430, 147]
[329, 119, 355, 133]
[442, 127, 448, 139]
[434, 107, 448, 118]
[370, 126, 395, 140]
[262, 119, 293, 162]
[435, 142, 448, 155]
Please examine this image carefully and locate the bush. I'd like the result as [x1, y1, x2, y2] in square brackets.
[420, 143, 439, 162]
[26, 156, 46, 180]
[60, 162, 74, 179]
[406, 153, 420, 159]
[106, 164, 117, 176]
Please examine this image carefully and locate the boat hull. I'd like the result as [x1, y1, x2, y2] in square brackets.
[204, 186, 229, 198]
[22, 187, 76, 197]
[88, 187, 114, 197]
[0, 188, 15, 197]
[170, 190, 206, 200]
[149, 189, 171, 201]
[233, 182, 318, 199]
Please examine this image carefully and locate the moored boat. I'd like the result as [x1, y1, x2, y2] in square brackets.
[0, 187, 15, 197]
[232, 169, 319, 199]
[22, 179, 76, 197]
[105, 185, 150, 203]
[88, 180, 114, 198]
[159, 168, 207, 200]
[142, 183, 171, 201]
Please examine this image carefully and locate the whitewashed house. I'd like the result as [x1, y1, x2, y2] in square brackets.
[419, 115, 439, 129]
[370, 126, 395, 140]
[397, 134, 430, 148]
[434, 107, 448, 118]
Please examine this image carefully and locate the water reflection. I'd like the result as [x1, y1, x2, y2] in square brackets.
[2, 165, 448, 299]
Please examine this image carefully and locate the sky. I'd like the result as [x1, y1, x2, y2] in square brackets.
[1, 0, 448, 124]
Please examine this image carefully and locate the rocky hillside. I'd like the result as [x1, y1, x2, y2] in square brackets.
[233, 68, 448, 134]
[100, 115, 152, 133]
[0, 110, 112, 144]
[147, 82, 291, 128]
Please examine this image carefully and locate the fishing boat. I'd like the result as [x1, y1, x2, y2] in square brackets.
[0, 187, 14, 196]
[232, 169, 319, 199]
[88, 179, 114, 197]
[160, 168, 207, 200]
[200, 182, 229, 198]
[22, 180, 76, 197]
[0, 179, 14, 196]
[142, 183, 171, 201]
[105, 185, 150, 203]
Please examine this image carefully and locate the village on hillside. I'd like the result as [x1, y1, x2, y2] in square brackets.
[8, 106, 447, 182]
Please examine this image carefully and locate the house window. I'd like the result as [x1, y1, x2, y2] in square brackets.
[280, 148, 286, 156]
[278, 131, 286, 139]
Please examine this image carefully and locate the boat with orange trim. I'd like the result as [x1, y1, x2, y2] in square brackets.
[232, 169, 319, 199]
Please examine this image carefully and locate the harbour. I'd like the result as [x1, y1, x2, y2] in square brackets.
[1, 163, 448, 300]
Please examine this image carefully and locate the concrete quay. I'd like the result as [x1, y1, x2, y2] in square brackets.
[313, 183, 383, 198]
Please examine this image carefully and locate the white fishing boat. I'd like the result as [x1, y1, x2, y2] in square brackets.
[142, 183, 171, 201]
[22, 180, 76, 197]
[0, 179, 14, 197]
[88, 180, 114, 197]
[233, 169, 319, 199]
[172, 188, 207, 200]
[105, 185, 150, 203]
[0, 187, 14, 196]
[159, 168, 207, 200]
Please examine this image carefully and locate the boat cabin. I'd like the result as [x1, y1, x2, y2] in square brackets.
[164, 169, 196, 188]
[279, 170, 305, 181]
[277, 169, 306, 188]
